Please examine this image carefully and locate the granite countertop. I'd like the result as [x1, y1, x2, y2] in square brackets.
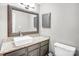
[0, 35, 49, 55]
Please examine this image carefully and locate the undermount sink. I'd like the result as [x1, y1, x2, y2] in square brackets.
[13, 36, 33, 46]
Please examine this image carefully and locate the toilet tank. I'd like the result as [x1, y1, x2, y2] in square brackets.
[54, 43, 76, 56]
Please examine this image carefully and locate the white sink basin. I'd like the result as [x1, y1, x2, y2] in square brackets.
[13, 36, 33, 46]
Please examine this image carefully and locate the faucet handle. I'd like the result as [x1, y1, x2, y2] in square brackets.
[19, 31, 23, 36]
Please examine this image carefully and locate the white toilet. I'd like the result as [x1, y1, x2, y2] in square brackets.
[54, 42, 76, 56]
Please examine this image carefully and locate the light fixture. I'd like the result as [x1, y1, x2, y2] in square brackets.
[20, 3, 35, 9]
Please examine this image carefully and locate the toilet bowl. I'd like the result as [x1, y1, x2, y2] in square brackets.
[54, 42, 76, 56]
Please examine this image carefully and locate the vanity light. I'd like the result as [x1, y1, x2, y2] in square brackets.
[20, 3, 35, 9]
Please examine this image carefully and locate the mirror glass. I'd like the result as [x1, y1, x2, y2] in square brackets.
[12, 10, 38, 33]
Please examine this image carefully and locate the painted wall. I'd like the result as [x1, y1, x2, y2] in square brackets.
[0, 3, 7, 39]
[39, 3, 79, 55]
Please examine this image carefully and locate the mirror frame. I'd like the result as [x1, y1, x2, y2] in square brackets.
[7, 5, 39, 37]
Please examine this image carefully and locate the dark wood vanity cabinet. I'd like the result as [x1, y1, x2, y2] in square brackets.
[28, 49, 39, 56]
[27, 43, 40, 56]
[4, 40, 49, 56]
[5, 48, 27, 56]
[40, 45, 48, 56]
[40, 40, 49, 56]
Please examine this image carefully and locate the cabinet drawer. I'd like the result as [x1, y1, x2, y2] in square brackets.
[5, 48, 26, 56]
[41, 40, 49, 46]
[28, 49, 39, 56]
[28, 44, 40, 52]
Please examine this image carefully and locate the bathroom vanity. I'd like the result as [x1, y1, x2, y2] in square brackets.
[1, 5, 49, 56]
[0, 35, 49, 56]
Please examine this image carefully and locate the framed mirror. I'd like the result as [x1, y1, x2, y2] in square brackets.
[42, 13, 51, 28]
[8, 5, 39, 37]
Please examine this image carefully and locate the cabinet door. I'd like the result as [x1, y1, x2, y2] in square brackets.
[28, 49, 39, 56]
[40, 45, 48, 56]
[28, 43, 40, 52]
[5, 48, 26, 56]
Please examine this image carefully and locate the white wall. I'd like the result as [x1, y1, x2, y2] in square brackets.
[39, 3, 79, 55]
[0, 4, 7, 48]
[0, 3, 7, 39]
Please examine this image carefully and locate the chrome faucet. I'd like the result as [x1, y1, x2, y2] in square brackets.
[19, 31, 23, 36]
